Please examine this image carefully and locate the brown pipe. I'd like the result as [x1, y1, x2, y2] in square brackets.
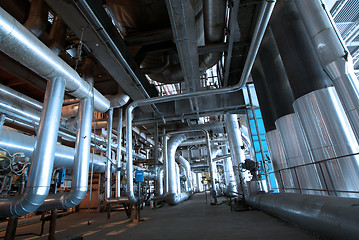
[24, 0, 49, 37]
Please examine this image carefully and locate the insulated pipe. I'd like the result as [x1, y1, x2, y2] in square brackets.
[225, 114, 248, 198]
[24, 0, 48, 37]
[39, 75, 94, 210]
[124, 0, 276, 203]
[295, 0, 359, 142]
[155, 166, 164, 196]
[0, 77, 65, 217]
[105, 109, 114, 200]
[211, 147, 222, 196]
[246, 193, 359, 240]
[61, 104, 79, 119]
[175, 155, 192, 192]
[116, 108, 123, 198]
[222, 145, 237, 197]
[0, 7, 110, 112]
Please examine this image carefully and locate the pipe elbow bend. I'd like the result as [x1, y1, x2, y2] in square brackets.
[11, 192, 47, 217]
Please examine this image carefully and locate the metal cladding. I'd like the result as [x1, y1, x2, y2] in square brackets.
[271, 0, 359, 198]
[265, 130, 293, 193]
[275, 114, 325, 195]
[293, 87, 359, 197]
[295, 0, 359, 142]
[176, 155, 193, 193]
[247, 193, 359, 240]
[222, 145, 237, 197]
[270, 0, 332, 99]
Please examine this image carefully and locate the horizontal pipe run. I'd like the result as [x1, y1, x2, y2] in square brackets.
[0, 7, 110, 112]
[247, 192, 359, 240]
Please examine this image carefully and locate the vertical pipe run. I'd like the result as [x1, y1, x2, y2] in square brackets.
[116, 108, 123, 198]
[3, 77, 65, 217]
[106, 108, 113, 200]
[222, 145, 238, 196]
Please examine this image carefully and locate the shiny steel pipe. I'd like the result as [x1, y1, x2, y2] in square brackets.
[0, 7, 110, 112]
[276, 113, 324, 195]
[0, 127, 108, 172]
[116, 108, 123, 198]
[294, 0, 359, 142]
[155, 166, 164, 196]
[105, 108, 114, 200]
[222, 145, 237, 197]
[39, 79, 94, 210]
[247, 193, 359, 240]
[124, 0, 275, 203]
[225, 114, 249, 198]
[293, 87, 359, 198]
[211, 148, 222, 196]
[0, 77, 65, 217]
[175, 155, 193, 192]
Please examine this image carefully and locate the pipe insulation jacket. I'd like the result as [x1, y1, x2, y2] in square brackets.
[247, 193, 359, 240]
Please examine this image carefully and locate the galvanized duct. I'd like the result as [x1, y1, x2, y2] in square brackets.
[271, 0, 359, 197]
[0, 7, 110, 112]
[0, 77, 65, 217]
[246, 193, 359, 240]
[39, 75, 94, 210]
[295, 0, 359, 142]
[48, 16, 67, 55]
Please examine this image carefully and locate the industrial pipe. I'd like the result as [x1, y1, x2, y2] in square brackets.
[39, 75, 94, 210]
[0, 77, 65, 217]
[24, 0, 48, 37]
[116, 108, 123, 198]
[175, 155, 193, 193]
[247, 192, 359, 240]
[0, 7, 110, 112]
[105, 109, 114, 200]
[124, 0, 276, 203]
[222, 145, 237, 197]
[295, 0, 359, 142]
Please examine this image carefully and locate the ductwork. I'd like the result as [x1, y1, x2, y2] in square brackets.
[48, 16, 67, 55]
[0, 7, 110, 112]
[294, 0, 359, 142]
[39, 73, 94, 210]
[246, 192, 359, 240]
[24, 0, 49, 37]
[0, 77, 65, 217]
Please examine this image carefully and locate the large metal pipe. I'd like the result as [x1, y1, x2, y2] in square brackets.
[116, 108, 123, 198]
[125, 0, 276, 203]
[272, 0, 359, 197]
[0, 7, 110, 112]
[155, 166, 164, 196]
[295, 0, 359, 142]
[105, 109, 114, 200]
[211, 147, 222, 196]
[247, 193, 359, 240]
[225, 114, 248, 198]
[39, 75, 94, 210]
[0, 77, 65, 217]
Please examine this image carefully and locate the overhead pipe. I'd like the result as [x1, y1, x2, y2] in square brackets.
[0, 77, 65, 217]
[247, 193, 359, 240]
[39, 69, 94, 210]
[0, 7, 110, 112]
[24, 0, 49, 37]
[125, 0, 276, 203]
[294, 0, 359, 142]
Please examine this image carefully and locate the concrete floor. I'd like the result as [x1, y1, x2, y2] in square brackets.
[1, 193, 322, 240]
